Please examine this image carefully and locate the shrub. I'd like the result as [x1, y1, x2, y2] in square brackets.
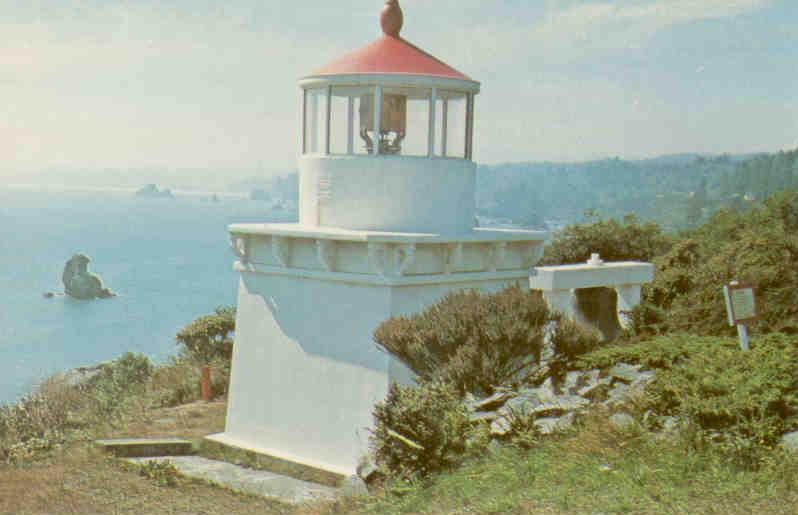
[136, 459, 180, 486]
[542, 214, 671, 266]
[83, 352, 153, 418]
[630, 191, 798, 336]
[374, 286, 600, 396]
[175, 306, 236, 364]
[372, 381, 471, 479]
[149, 356, 231, 407]
[580, 334, 798, 463]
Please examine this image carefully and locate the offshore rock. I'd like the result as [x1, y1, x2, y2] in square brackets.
[62, 253, 115, 299]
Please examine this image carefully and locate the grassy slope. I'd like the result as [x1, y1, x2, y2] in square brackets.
[361, 415, 798, 515]
[0, 399, 357, 515]
[3, 395, 797, 514]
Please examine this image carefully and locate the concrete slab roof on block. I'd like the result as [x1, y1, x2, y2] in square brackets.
[529, 262, 654, 291]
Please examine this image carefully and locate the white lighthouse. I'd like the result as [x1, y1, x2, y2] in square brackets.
[209, 0, 547, 477]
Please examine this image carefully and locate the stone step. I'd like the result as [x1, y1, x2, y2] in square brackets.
[96, 437, 195, 458]
[125, 456, 353, 504]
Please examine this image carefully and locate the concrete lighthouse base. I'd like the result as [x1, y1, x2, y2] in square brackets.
[209, 224, 546, 476]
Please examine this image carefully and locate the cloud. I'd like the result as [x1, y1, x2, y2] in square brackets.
[530, 0, 769, 50]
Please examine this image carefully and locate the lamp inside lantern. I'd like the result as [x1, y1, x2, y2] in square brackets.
[359, 93, 407, 154]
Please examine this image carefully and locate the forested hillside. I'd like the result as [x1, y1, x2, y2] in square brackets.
[477, 147, 798, 231]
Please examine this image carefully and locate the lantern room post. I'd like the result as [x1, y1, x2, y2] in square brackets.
[373, 85, 383, 156]
[347, 95, 355, 155]
[428, 88, 437, 157]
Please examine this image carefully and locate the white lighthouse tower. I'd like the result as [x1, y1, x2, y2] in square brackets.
[210, 0, 547, 477]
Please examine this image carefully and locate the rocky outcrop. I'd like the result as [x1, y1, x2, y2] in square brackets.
[466, 363, 657, 441]
[62, 253, 115, 299]
[135, 184, 173, 198]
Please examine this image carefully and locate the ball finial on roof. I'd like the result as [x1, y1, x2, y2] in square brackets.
[380, 0, 403, 37]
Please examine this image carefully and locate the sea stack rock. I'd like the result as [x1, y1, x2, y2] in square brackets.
[62, 253, 115, 299]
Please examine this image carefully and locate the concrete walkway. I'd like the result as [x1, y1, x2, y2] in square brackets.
[126, 456, 344, 504]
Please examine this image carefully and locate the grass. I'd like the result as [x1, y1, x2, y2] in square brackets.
[359, 414, 798, 515]
[3, 347, 797, 514]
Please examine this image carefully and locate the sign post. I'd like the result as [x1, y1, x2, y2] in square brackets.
[722, 281, 758, 351]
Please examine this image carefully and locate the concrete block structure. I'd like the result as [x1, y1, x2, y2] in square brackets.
[209, 0, 547, 476]
[529, 254, 654, 331]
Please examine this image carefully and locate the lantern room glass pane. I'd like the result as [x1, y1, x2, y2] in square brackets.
[443, 91, 467, 159]
[381, 87, 430, 157]
[303, 87, 327, 155]
[329, 86, 372, 155]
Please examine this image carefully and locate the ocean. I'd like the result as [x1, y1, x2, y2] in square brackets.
[0, 186, 295, 404]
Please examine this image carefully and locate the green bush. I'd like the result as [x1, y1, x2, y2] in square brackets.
[372, 381, 471, 480]
[84, 352, 153, 418]
[374, 286, 600, 396]
[0, 352, 153, 462]
[631, 191, 798, 336]
[175, 306, 236, 364]
[136, 459, 180, 486]
[542, 214, 671, 266]
[581, 334, 798, 463]
[149, 356, 231, 407]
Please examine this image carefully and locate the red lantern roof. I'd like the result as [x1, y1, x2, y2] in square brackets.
[310, 1, 473, 82]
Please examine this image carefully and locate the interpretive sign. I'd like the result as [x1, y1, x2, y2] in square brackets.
[723, 282, 758, 351]
[723, 282, 758, 326]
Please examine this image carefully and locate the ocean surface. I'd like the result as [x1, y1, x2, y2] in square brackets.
[0, 186, 295, 404]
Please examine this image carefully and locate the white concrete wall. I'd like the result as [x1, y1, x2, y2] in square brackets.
[221, 271, 524, 475]
[299, 155, 476, 235]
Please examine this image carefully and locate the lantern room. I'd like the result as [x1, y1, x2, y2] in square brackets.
[296, 0, 481, 235]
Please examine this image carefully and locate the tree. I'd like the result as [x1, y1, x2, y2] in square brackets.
[175, 306, 236, 364]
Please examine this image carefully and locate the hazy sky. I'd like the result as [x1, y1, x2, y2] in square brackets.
[2, 0, 796, 178]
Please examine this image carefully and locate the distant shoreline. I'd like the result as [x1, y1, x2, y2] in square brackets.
[3, 183, 249, 199]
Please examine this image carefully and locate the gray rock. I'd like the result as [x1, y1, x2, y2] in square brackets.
[490, 416, 512, 437]
[780, 431, 798, 452]
[472, 391, 514, 412]
[631, 371, 656, 388]
[578, 376, 612, 401]
[501, 389, 589, 419]
[534, 412, 576, 435]
[608, 363, 644, 383]
[341, 475, 369, 496]
[609, 412, 637, 430]
[356, 457, 380, 484]
[469, 410, 500, 423]
[604, 382, 633, 408]
[62, 253, 115, 299]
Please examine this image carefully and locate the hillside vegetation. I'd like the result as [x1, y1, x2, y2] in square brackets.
[365, 188, 798, 513]
[477, 147, 798, 231]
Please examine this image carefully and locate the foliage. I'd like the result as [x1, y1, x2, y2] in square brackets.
[542, 214, 671, 265]
[371, 381, 471, 480]
[362, 418, 798, 515]
[374, 286, 600, 396]
[149, 355, 231, 407]
[0, 352, 153, 463]
[631, 191, 798, 336]
[175, 306, 236, 364]
[581, 334, 798, 463]
[476, 153, 747, 231]
[136, 459, 180, 487]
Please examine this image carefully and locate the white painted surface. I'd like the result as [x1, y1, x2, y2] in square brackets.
[530, 259, 654, 331]
[529, 261, 654, 291]
[221, 270, 526, 475]
[298, 73, 480, 95]
[299, 155, 476, 234]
